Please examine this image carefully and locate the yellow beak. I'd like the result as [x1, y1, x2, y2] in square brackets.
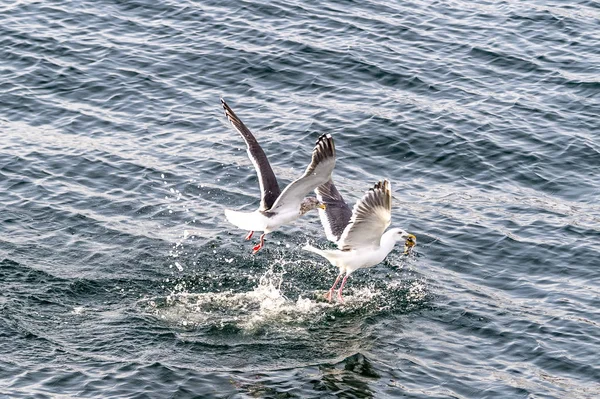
[318, 203, 327, 210]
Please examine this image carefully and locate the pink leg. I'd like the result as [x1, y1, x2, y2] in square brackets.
[337, 274, 350, 303]
[252, 233, 265, 254]
[325, 272, 344, 302]
[245, 231, 254, 240]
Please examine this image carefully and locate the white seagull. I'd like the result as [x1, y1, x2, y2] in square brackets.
[303, 179, 416, 302]
[221, 99, 336, 254]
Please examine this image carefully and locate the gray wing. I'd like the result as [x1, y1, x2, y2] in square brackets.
[338, 180, 392, 251]
[221, 98, 281, 211]
[315, 179, 352, 243]
[270, 134, 336, 212]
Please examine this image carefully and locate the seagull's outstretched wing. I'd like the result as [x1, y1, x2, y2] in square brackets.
[315, 179, 352, 243]
[338, 180, 392, 251]
[270, 134, 336, 212]
[221, 98, 281, 211]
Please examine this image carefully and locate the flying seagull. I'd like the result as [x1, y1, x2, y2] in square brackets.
[221, 98, 336, 253]
[304, 179, 416, 302]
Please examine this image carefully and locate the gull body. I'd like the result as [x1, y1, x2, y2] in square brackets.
[304, 180, 416, 302]
[224, 206, 310, 235]
[304, 228, 404, 275]
[221, 99, 335, 253]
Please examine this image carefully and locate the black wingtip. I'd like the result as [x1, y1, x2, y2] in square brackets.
[364, 179, 392, 211]
[221, 98, 241, 126]
[314, 133, 335, 160]
[316, 133, 333, 147]
[377, 179, 391, 208]
[371, 179, 390, 192]
[221, 98, 230, 113]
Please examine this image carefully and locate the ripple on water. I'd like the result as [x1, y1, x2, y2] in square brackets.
[1, 0, 600, 397]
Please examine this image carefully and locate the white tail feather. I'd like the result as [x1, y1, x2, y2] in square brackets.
[302, 244, 325, 257]
[302, 244, 340, 265]
[224, 209, 267, 231]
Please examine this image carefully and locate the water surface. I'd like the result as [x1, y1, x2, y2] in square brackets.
[1, 0, 599, 398]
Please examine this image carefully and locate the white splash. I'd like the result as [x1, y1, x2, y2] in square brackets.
[72, 306, 87, 315]
[145, 247, 428, 333]
[144, 264, 332, 332]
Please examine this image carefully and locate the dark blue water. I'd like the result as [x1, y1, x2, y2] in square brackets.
[1, 1, 599, 397]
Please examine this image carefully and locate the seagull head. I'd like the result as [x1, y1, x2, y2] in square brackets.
[388, 228, 417, 254]
[299, 197, 326, 215]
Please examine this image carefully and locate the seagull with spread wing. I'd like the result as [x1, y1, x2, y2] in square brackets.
[303, 179, 416, 302]
[221, 99, 336, 254]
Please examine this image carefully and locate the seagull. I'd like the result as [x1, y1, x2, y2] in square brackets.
[303, 179, 416, 302]
[221, 98, 336, 254]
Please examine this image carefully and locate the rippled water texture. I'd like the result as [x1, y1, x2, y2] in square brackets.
[1, 0, 599, 398]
